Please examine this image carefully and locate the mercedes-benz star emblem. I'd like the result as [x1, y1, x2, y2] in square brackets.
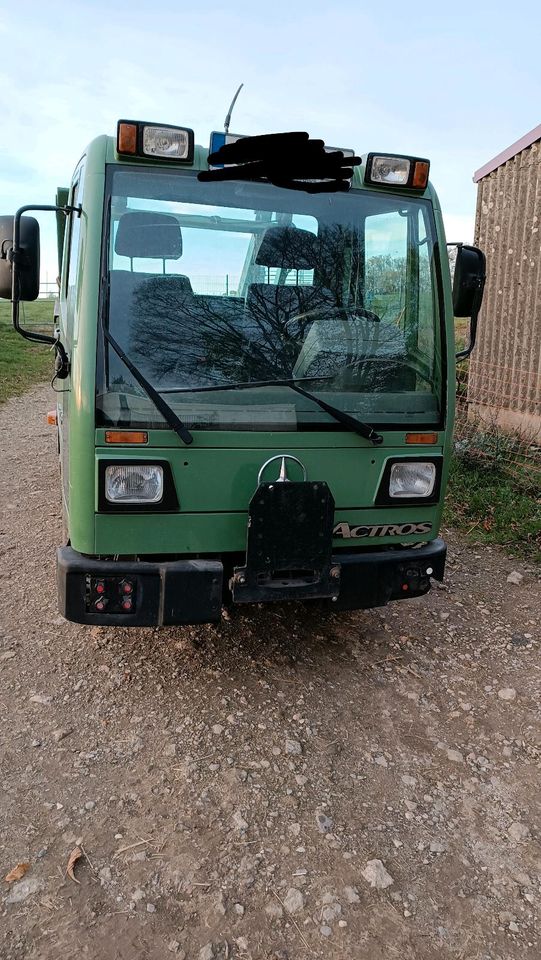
[257, 455, 308, 486]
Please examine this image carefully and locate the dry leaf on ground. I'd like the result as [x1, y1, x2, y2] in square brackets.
[66, 846, 83, 884]
[4, 863, 30, 883]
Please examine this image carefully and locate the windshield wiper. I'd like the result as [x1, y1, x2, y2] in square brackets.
[287, 381, 383, 445]
[160, 377, 383, 445]
[101, 261, 194, 446]
[103, 327, 194, 446]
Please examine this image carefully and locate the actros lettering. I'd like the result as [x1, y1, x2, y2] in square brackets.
[333, 521, 433, 539]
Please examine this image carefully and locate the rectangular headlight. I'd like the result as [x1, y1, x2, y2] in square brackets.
[117, 120, 194, 163]
[365, 153, 430, 190]
[389, 462, 436, 498]
[142, 125, 192, 160]
[105, 464, 164, 503]
[370, 155, 411, 185]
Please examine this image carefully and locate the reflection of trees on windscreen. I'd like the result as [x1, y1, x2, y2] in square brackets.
[128, 277, 313, 387]
[365, 253, 431, 324]
[127, 234, 351, 388]
[125, 226, 419, 390]
[129, 277, 245, 386]
[126, 225, 366, 387]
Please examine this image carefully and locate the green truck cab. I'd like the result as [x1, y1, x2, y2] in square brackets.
[0, 120, 485, 625]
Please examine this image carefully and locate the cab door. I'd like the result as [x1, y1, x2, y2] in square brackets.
[57, 167, 85, 537]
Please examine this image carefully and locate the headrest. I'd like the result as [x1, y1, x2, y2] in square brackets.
[136, 274, 193, 297]
[115, 212, 183, 260]
[255, 225, 317, 270]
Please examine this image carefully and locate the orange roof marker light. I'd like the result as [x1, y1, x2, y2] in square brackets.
[412, 161, 430, 190]
[105, 431, 148, 444]
[117, 122, 138, 155]
[365, 153, 430, 191]
[116, 120, 194, 163]
[405, 433, 438, 445]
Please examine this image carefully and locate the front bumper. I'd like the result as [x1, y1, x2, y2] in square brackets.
[57, 549, 223, 626]
[57, 539, 446, 626]
[330, 538, 446, 610]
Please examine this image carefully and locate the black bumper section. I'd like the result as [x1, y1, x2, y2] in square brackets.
[57, 539, 446, 626]
[329, 538, 446, 611]
[57, 549, 223, 626]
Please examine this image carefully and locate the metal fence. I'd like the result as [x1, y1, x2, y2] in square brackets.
[455, 358, 541, 490]
[38, 280, 58, 299]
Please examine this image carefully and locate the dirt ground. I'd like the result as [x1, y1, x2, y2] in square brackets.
[1, 385, 540, 960]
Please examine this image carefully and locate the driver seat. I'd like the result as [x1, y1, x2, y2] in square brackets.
[242, 226, 334, 376]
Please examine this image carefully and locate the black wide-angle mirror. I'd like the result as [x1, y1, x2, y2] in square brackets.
[452, 244, 486, 318]
[0, 215, 40, 301]
[449, 243, 486, 361]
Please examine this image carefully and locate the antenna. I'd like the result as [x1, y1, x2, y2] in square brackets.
[224, 83, 244, 135]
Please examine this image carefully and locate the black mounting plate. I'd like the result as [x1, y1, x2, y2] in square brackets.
[232, 480, 339, 602]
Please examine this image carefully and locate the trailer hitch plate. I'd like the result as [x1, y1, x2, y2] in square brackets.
[232, 480, 339, 603]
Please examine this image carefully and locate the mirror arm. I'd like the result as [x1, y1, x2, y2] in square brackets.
[455, 306, 479, 362]
[455, 271, 485, 362]
[10, 204, 80, 377]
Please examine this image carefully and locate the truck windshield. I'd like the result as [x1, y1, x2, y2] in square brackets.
[97, 166, 443, 432]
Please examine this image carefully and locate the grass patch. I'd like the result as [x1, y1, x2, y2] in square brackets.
[445, 456, 541, 563]
[0, 300, 56, 404]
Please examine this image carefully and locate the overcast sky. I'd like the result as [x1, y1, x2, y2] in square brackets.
[0, 0, 539, 281]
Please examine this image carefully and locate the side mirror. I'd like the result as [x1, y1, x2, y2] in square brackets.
[449, 244, 486, 361]
[452, 244, 485, 318]
[0, 215, 40, 301]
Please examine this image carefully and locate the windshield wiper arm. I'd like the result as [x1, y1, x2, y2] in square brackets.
[286, 382, 383, 445]
[160, 376, 383, 445]
[103, 328, 194, 446]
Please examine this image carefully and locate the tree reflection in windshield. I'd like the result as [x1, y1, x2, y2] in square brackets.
[101, 170, 442, 431]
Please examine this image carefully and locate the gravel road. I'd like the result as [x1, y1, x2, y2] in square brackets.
[1, 385, 540, 960]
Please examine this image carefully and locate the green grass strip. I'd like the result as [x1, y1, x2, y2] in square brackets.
[445, 457, 541, 563]
[0, 301, 55, 404]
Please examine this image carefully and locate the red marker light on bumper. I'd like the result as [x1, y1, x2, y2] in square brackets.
[87, 576, 137, 614]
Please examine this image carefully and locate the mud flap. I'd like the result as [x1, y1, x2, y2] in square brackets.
[231, 480, 339, 602]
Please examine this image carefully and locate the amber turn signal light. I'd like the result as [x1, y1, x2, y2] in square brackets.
[47, 410, 57, 425]
[405, 432, 438, 444]
[412, 161, 430, 190]
[105, 431, 148, 444]
[117, 122, 138, 155]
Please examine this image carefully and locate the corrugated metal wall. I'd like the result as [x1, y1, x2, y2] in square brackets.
[468, 139, 541, 436]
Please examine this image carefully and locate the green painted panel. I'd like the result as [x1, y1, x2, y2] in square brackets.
[95, 444, 444, 514]
[94, 504, 442, 555]
[95, 428, 441, 449]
